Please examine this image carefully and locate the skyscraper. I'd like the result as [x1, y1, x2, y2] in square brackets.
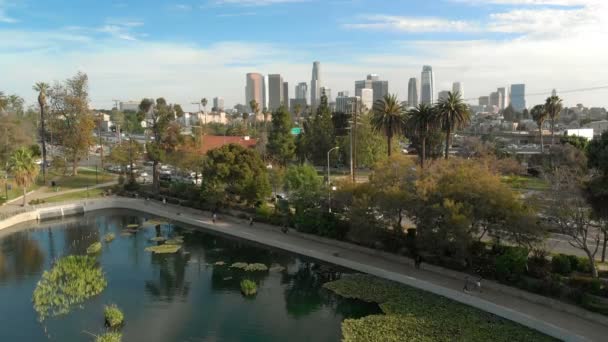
[510, 84, 526, 112]
[355, 74, 388, 103]
[421, 65, 435, 105]
[552, 89, 557, 97]
[361, 88, 373, 111]
[268, 74, 284, 111]
[283, 82, 289, 110]
[408, 78, 419, 108]
[452, 82, 464, 98]
[497, 87, 508, 111]
[311, 61, 322, 111]
[213, 97, 224, 111]
[479, 96, 490, 106]
[295, 82, 308, 101]
[246, 73, 266, 110]
[490, 91, 503, 113]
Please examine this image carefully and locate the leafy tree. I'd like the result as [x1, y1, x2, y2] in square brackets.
[337, 114, 389, 169]
[8, 148, 39, 206]
[48, 72, 95, 175]
[371, 94, 406, 157]
[585, 176, 608, 262]
[502, 104, 516, 122]
[436, 91, 470, 159]
[109, 140, 143, 183]
[560, 135, 589, 151]
[587, 132, 608, 177]
[545, 96, 563, 146]
[202, 144, 270, 205]
[0, 91, 7, 112]
[301, 94, 335, 165]
[0, 113, 34, 168]
[284, 163, 323, 209]
[531, 104, 548, 153]
[267, 106, 296, 165]
[405, 103, 438, 168]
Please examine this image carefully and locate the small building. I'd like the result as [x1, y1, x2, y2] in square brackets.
[565, 128, 594, 140]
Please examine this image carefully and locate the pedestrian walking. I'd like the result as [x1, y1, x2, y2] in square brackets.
[414, 255, 423, 270]
[212, 212, 217, 224]
[162, 197, 166, 206]
[249, 216, 254, 226]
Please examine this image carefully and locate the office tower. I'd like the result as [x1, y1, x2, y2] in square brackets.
[213, 97, 224, 111]
[510, 84, 526, 112]
[311, 61, 322, 111]
[552, 89, 557, 97]
[283, 82, 289, 110]
[295, 82, 308, 101]
[355, 74, 388, 103]
[361, 88, 373, 111]
[438, 91, 450, 101]
[268, 74, 284, 111]
[452, 82, 464, 98]
[336, 92, 351, 113]
[246, 73, 266, 110]
[421, 65, 435, 105]
[479, 96, 490, 106]
[408, 78, 419, 108]
[497, 87, 508, 111]
[321, 87, 332, 103]
[490, 91, 503, 113]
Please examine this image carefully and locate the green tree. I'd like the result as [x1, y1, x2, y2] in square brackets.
[33, 82, 50, 183]
[545, 96, 563, 146]
[560, 135, 589, 151]
[284, 163, 323, 209]
[202, 144, 271, 205]
[405, 103, 438, 168]
[8, 147, 39, 206]
[0, 91, 7, 112]
[249, 99, 260, 128]
[436, 91, 471, 159]
[108, 140, 143, 182]
[302, 94, 335, 165]
[587, 132, 608, 177]
[267, 106, 296, 165]
[371, 94, 406, 157]
[0, 113, 34, 170]
[531, 104, 547, 153]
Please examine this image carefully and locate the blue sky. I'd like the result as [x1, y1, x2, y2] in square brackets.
[1, 0, 607, 110]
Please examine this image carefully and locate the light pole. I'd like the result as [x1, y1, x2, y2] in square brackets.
[327, 146, 339, 213]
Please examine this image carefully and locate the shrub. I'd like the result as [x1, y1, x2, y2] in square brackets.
[551, 254, 572, 276]
[104, 304, 124, 328]
[255, 203, 273, 221]
[569, 276, 602, 295]
[495, 247, 528, 282]
[573, 257, 592, 274]
[581, 294, 608, 316]
[124, 181, 139, 191]
[527, 249, 551, 279]
[294, 208, 348, 240]
[95, 332, 122, 342]
[240, 279, 257, 296]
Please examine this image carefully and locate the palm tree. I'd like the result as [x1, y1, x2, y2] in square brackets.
[201, 98, 208, 124]
[545, 95, 563, 146]
[436, 91, 471, 159]
[0, 91, 7, 112]
[249, 100, 259, 128]
[8, 148, 39, 206]
[531, 104, 548, 153]
[371, 94, 407, 157]
[33, 82, 50, 182]
[406, 103, 438, 168]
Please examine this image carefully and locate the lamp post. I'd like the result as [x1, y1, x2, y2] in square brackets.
[327, 146, 339, 213]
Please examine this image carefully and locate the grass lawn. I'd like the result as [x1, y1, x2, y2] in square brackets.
[0, 173, 42, 204]
[42, 187, 111, 204]
[43, 168, 116, 192]
[502, 175, 550, 191]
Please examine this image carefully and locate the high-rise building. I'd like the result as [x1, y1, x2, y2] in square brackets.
[355, 74, 388, 103]
[407, 78, 419, 108]
[246, 73, 266, 110]
[421, 65, 435, 105]
[295, 82, 308, 101]
[361, 88, 373, 111]
[438, 91, 450, 101]
[497, 87, 508, 111]
[283, 82, 289, 110]
[268, 74, 284, 111]
[552, 89, 557, 97]
[213, 97, 224, 111]
[489, 91, 503, 113]
[336, 92, 351, 113]
[479, 96, 490, 106]
[311, 61, 322, 111]
[452, 82, 464, 98]
[510, 84, 526, 112]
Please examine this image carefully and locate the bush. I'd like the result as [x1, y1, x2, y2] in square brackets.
[527, 249, 551, 279]
[240, 279, 257, 296]
[255, 203, 273, 221]
[551, 254, 572, 276]
[104, 304, 124, 328]
[123, 181, 139, 191]
[294, 208, 348, 240]
[495, 247, 528, 283]
[569, 276, 602, 295]
[572, 256, 592, 274]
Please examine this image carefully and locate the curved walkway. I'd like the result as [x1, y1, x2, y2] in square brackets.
[2, 197, 608, 341]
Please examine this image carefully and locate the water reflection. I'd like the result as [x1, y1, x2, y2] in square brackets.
[0, 232, 45, 283]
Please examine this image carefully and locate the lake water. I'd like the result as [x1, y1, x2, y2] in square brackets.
[0, 210, 380, 341]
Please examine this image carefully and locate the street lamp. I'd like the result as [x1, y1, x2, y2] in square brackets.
[327, 147, 339, 213]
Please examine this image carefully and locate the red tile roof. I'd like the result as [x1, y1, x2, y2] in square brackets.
[199, 135, 258, 154]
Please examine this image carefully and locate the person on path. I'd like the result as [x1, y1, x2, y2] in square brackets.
[414, 255, 423, 270]
[249, 216, 254, 226]
[212, 212, 217, 224]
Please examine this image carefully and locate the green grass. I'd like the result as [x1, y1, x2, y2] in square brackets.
[44, 168, 115, 193]
[104, 304, 124, 328]
[502, 176, 549, 191]
[324, 274, 556, 342]
[43, 187, 110, 203]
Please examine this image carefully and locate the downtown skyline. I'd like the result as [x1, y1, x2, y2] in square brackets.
[1, 0, 608, 110]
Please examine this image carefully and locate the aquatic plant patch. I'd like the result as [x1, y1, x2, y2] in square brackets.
[32, 256, 107, 321]
[324, 274, 556, 342]
[104, 304, 124, 328]
[230, 262, 269, 272]
[149, 237, 167, 242]
[95, 331, 122, 342]
[87, 242, 102, 254]
[240, 279, 257, 296]
[145, 244, 181, 254]
[104, 233, 115, 243]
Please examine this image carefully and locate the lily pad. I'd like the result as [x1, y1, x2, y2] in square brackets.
[86, 242, 102, 254]
[125, 224, 139, 229]
[145, 245, 181, 254]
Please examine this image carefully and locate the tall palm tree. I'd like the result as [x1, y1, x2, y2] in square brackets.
[33, 82, 50, 182]
[531, 104, 548, 153]
[8, 148, 39, 207]
[0, 91, 7, 112]
[545, 95, 563, 146]
[201, 98, 208, 124]
[371, 94, 407, 157]
[406, 103, 438, 168]
[436, 91, 471, 159]
[249, 99, 259, 128]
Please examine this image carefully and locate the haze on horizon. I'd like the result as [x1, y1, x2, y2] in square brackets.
[1, 0, 607, 111]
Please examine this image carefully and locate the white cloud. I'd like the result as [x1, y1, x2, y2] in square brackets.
[452, 0, 594, 5]
[0, 0, 17, 23]
[344, 15, 479, 32]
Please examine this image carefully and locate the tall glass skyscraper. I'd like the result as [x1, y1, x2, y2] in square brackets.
[311, 61, 322, 111]
[510, 84, 526, 112]
[246, 73, 266, 110]
[408, 77, 419, 108]
[421, 65, 435, 105]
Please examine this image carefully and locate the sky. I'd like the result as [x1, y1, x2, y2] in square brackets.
[1, 0, 608, 111]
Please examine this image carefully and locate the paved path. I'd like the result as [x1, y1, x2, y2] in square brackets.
[125, 199, 608, 341]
